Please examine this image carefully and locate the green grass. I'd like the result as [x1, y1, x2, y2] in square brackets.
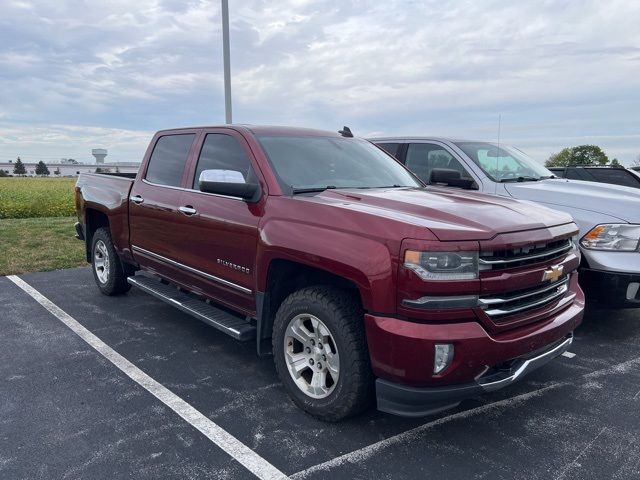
[0, 177, 76, 219]
[0, 217, 86, 276]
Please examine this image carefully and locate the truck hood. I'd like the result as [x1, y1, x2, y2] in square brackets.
[504, 179, 640, 223]
[306, 187, 573, 241]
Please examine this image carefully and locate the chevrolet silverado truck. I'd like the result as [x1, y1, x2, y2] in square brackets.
[372, 138, 640, 307]
[75, 125, 584, 421]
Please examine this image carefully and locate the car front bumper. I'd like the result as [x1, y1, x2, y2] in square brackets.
[376, 335, 573, 417]
[364, 280, 584, 417]
[579, 268, 640, 307]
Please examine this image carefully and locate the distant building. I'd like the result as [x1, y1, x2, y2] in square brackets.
[0, 160, 140, 177]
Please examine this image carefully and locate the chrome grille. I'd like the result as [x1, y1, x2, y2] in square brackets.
[479, 238, 572, 271]
[479, 277, 569, 318]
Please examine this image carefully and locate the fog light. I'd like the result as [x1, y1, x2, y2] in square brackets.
[434, 344, 454, 374]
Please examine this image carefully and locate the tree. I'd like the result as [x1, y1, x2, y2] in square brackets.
[35, 161, 50, 176]
[610, 158, 621, 167]
[545, 145, 609, 167]
[632, 155, 640, 168]
[13, 156, 26, 175]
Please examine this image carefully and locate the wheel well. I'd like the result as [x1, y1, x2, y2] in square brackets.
[84, 209, 110, 262]
[256, 259, 364, 355]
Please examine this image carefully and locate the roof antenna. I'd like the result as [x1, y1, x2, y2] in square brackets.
[494, 114, 501, 195]
[338, 126, 353, 137]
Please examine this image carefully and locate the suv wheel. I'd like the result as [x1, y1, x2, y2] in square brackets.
[91, 227, 133, 295]
[273, 286, 373, 421]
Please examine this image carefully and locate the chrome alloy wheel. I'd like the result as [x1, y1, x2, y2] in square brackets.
[284, 314, 340, 399]
[93, 239, 110, 284]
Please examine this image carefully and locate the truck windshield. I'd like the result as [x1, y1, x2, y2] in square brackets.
[256, 135, 421, 192]
[454, 142, 554, 182]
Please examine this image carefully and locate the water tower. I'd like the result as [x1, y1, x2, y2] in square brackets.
[92, 148, 107, 164]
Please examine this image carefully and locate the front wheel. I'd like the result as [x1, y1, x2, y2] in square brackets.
[272, 286, 374, 422]
[91, 227, 133, 295]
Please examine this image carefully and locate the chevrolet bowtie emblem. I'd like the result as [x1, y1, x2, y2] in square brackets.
[542, 265, 564, 282]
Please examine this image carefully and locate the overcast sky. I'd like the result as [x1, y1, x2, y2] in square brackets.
[1, 0, 638, 165]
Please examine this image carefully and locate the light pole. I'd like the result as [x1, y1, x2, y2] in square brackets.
[221, 0, 232, 124]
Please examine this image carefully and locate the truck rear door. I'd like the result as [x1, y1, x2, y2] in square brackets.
[129, 130, 199, 280]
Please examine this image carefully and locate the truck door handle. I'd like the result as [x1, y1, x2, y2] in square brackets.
[131, 195, 144, 204]
[178, 205, 198, 216]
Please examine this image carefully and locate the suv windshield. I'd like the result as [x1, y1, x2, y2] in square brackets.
[455, 142, 553, 182]
[256, 135, 421, 192]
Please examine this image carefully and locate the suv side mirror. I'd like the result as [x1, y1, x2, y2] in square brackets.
[198, 169, 261, 202]
[430, 168, 477, 189]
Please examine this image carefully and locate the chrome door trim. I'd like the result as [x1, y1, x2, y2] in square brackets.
[131, 245, 252, 294]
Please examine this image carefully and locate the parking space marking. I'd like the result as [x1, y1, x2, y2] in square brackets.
[291, 382, 568, 479]
[7, 275, 289, 480]
[562, 351, 577, 358]
[293, 353, 640, 479]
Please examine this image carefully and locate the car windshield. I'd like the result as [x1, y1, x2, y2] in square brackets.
[256, 135, 421, 192]
[454, 142, 553, 182]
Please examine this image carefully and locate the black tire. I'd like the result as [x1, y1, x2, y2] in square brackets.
[90, 227, 133, 295]
[272, 286, 374, 422]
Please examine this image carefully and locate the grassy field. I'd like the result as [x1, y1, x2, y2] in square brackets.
[0, 217, 86, 276]
[0, 177, 76, 219]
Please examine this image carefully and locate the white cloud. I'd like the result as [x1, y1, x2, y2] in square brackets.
[0, 0, 638, 163]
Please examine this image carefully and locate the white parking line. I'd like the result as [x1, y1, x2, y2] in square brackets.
[7, 275, 289, 480]
[292, 354, 640, 479]
[290, 382, 568, 479]
[562, 351, 577, 358]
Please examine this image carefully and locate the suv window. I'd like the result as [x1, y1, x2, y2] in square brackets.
[145, 134, 195, 187]
[193, 134, 255, 189]
[377, 143, 400, 158]
[405, 143, 471, 184]
[588, 168, 640, 188]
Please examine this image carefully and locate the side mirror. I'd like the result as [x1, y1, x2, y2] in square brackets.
[198, 169, 261, 202]
[430, 168, 477, 189]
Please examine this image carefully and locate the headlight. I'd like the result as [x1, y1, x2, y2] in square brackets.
[404, 250, 478, 280]
[580, 224, 640, 251]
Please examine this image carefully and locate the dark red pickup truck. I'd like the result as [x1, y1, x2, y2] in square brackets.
[75, 125, 584, 421]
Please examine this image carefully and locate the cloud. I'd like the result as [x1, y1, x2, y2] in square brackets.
[0, 0, 638, 163]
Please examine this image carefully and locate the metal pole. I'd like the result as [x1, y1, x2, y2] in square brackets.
[221, 0, 232, 124]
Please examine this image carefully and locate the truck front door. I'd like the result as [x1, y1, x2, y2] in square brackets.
[173, 129, 263, 316]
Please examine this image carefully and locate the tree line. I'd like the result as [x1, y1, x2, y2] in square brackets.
[545, 145, 634, 168]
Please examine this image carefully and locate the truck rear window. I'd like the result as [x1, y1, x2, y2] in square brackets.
[145, 134, 195, 187]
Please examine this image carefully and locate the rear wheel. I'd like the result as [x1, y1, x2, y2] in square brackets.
[273, 286, 374, 421]
[91, 227, 133, 295]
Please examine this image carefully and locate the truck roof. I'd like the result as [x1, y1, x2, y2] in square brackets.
[156, 124, 344, 137]
[368, 136, 476, 143]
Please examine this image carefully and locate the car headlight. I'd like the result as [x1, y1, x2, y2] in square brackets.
[580, 224, 640, 251]
[404, 250, 479, 280]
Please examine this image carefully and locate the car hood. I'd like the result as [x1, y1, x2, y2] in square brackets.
[504, 179, 640, 223]
[305, 187, 573, 241]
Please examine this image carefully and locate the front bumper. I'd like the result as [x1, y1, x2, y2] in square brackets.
[377, 335, 573, 417]
[365, 277, 584, 417]
[579, 268, 640, 307]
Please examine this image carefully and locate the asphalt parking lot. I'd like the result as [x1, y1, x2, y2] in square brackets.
[2, 267, 639, 480]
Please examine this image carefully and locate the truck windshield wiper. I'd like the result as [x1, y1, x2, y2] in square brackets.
[292, 186, 337, 194]
[499, 176, 541, 183]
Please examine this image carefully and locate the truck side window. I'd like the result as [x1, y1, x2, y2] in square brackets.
[405, 143, 471, 184]
[377, 143, 400, 158]
[193, 134, 255, 189]
[145, 134, 195, 187]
